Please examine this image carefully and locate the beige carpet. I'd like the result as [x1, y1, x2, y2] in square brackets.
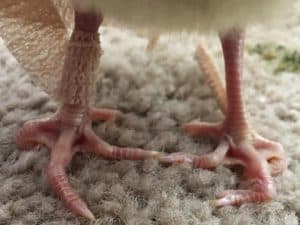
[0, 5, 300, 225]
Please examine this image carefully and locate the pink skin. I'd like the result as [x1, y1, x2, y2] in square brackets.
[15, 11, 161, 220]
[162, 29, 286, 206]
[14, 10, 286, 218]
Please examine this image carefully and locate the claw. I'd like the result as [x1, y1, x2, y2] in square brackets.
[215, 189, 273, 206]
[47, 165, 95, 220]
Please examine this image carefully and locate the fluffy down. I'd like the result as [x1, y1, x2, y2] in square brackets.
[73, 0, 290, 35]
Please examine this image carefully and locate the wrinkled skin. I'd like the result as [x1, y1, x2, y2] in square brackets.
[1, 0, 286, 220]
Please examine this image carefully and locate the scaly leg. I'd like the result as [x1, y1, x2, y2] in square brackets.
[162, 29, 286, 206]
[15, 11, 161, 220]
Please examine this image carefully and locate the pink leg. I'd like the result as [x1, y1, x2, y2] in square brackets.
[15, 11, 161, 220]
[162, 28, 286, 206]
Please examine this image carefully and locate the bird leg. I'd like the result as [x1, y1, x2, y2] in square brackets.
[15, 10, 161, 220]
[162, 28, 286, 206]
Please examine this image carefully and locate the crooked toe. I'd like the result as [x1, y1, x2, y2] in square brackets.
[161, 140, 229, 169]
[15, 121, 57, 150]
[253, 137, 286, 176]
[182, 121, 222, 138]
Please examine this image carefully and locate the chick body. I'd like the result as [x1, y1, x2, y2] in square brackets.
[74, 0, 290, 35]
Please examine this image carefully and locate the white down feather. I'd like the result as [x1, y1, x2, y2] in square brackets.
[73, 0, 291, 35]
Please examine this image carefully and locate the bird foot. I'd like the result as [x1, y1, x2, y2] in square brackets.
[15, 106, 161, 220]
[161, 121, 286, 206]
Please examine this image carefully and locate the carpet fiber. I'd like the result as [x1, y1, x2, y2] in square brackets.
[0, 4, 300, 225]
